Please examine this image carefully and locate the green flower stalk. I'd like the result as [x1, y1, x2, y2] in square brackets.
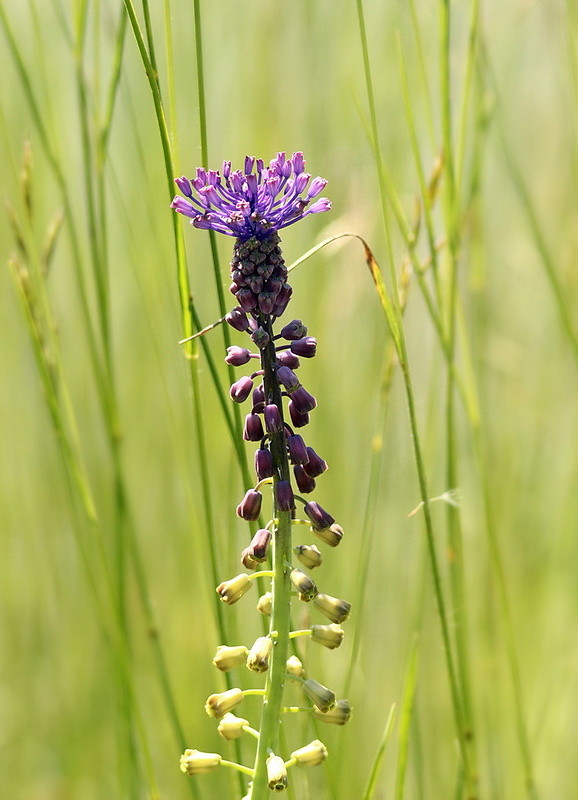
[173, 153, 351, 797]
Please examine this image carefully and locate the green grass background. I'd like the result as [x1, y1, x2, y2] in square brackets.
[1, 1, 578, 798]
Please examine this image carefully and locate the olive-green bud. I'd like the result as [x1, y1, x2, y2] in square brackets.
[310, 623, 344, 649]
[313, 592, 351, 624]
[303, 678, 335, 712]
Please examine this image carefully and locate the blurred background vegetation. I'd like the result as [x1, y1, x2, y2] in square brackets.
[1, 1, 578, 798]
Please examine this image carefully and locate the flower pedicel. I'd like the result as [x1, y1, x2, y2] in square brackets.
[174, 153, 351, 798]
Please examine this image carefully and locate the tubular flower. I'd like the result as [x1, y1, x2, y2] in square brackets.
[180, 749, 221, 775]
[216, 573, 253, 605]
[205, 688, 245, 719]
[313, 592, 351, 623]
[212, 644, 249, 672]
[246, 636, 274, 673]
[310, 623, 345, 650]
[303, 679, 336, 713]
[172, 152, 330, 241]
[266, 754, 289, 792]
[286, 655, 305, 677]
[313, 698, 352, 726]
[217, 712, 250, 740]
[290, 739, 328, 767]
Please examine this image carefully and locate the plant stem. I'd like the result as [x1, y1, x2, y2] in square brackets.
[250, 315, 293, 800]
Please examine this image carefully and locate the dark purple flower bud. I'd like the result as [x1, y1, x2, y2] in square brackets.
[273, 284, 292, 309]
[264, 403, 283, 434]
[289, 400, 309, 428]
[225, 346, 252, 366]
[245, 274, 264, 294]
[243, 413, 264, 442]
[241, 528, 271, 568]
[280, 319, 308, 340]
[276, 480, 295, 512]
[258, 291, 276, 315]
[225, 306, 250, 332]
[290, 387, 317, 414]
[277, 366, 300, 391]
[277, 350, 300, 370]
[231, 269, 247, 287]
[249, 528, 271, 561]
[304, 501, 335, 531]
[236, 287, 258, 313]
[294, 465, 316, 493]
[287, 434, 309, 465]
[252, 384, 265, 412]
[303, 447, 328, 478]
[250, 327, 270, 350]
[267, 277, 284, 297]
[230, 376, 254, 403]
[236, 489, 263, 521]
[255, 448, 275, 480]
[290, 337, 317, 358]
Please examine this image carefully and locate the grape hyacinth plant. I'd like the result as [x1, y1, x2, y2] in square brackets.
[173, 152, 351, 798]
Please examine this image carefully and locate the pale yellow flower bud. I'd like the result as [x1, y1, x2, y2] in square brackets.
[294, 544, 322, 569]
[217, 712, 249, 740]
[303, 678, 335, 712]
[257, 591, 272, 615]
[286, 655, 304, 677]
[213, 644, 249, 672]
[266, 754, 288, 791]
[311, 523, 343, 547]
[290, 739, 328, 767]
[179, 748, 221, 775]
[205, 687, 244, 719]
[313, 698, 352, 725]
[290, 568, 318, 601]
[313, 592, 351, 624]
[246, 636, 273, 673]
[310, 623, 344, 649]
[216, 573, 253, 604]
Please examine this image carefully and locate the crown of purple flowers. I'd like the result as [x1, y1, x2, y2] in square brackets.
[171, 152, 331, 241]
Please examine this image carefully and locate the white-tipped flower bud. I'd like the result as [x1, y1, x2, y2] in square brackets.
[313, 698, 352, 725]
[303, 678, 336, 713]
[266, 754, 289, 791]
[246, 636, 273, 673]
[294, 544, 322, 569]
[290, 739, 328, 767]
[216, 573, 253, 605]
[217, 712, 249, 740]
[313, 592, 351, 624]
[310, 623, 345, 649]
[290, 568, 318, 601]
[213, 644, 249, 672]
[179, 749, 221, 775]
[257, 591, 272, 615]
[286, 655, 305, 677]
[205, 688, 244, 719]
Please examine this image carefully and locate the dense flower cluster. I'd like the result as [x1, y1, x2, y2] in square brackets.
[172, 152, 331, 240]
